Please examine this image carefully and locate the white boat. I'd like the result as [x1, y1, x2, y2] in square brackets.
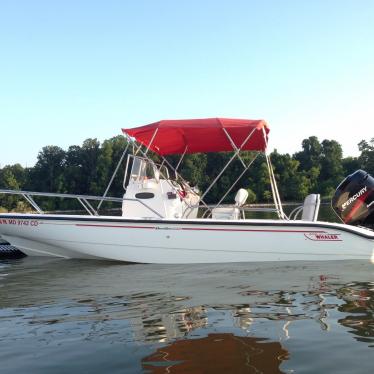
[0, 118, 373, 263]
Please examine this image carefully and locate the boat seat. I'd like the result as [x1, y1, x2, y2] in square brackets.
[235, 188, 248, 207]
[211, 189, 248, 220]
[301, 194, 320, 221]
[212, 207, 240, 220]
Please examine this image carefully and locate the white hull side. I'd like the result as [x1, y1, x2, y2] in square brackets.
[0, 214, 373, 263]
[0, 235, 101, 259]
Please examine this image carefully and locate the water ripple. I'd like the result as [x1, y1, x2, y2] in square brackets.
[0, 258, 373, 373]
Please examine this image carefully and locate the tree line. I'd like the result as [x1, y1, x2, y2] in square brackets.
[0, 135, 373, 212]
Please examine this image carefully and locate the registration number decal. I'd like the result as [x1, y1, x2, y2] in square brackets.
[0, 219, 39, 227]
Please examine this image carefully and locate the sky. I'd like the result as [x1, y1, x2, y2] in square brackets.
[0, 0, 373, 167]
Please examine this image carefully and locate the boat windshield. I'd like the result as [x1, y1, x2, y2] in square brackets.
[128, 156, 169, 183]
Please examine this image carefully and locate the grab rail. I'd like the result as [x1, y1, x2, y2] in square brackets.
[184, 204, 283, 219]
[0, 189, 164, 218]
[288, 205, 303, 220]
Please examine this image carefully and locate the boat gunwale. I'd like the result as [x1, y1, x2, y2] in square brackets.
[1, 213, 373, 239]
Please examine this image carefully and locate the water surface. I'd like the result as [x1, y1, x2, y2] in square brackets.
[0, 258, 373, 373]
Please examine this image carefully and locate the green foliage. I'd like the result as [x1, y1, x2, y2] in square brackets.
[262, 190, 272, 202]
[319, 139, 344, 194]
[246, 188, 256, 203]
[358, 138, 374, 175]
[294, 136, 322, 171]
[342, 157, 361, 176]
[0, 135, 373, 212]
[178, 153, 208, 188]
[0, 164, 23, 210]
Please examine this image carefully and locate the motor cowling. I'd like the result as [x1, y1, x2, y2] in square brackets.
[332, 170, 374, 228]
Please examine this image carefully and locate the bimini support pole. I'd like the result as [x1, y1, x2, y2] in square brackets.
[161, 146, 188, 180]
[175, 146, 188, 172]
[144, 128, 159, 155]
[222, 128, 247, 168]
[132, 127, 158, 157]
[265, 153, 281, 217]
[199, 127, 257, 203]
[97, 142, 130, 211]
[262, 127, 287, 219]
[212, 152, 260, 209]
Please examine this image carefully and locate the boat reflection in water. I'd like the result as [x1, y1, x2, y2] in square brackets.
[131, 305, 208, 343]
[337, 283, 374, 344]
[142, 333, 289, 373]
[0, 259, 373, 373]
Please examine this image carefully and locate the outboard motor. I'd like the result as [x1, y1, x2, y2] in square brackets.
[332, 170, 374, 229]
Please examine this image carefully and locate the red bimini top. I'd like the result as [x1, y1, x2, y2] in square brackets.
[122, 118, 269, 155]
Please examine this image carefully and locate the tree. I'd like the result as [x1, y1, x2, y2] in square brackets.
[64, 145, 84, 194]
[246, 188, 256, 203]
[305, 166, 320, 193]
[319, 139, 344, 196]
[0, 166, 21, 211]
[294, 136, 322, 171]
[106, 136, 131, 197]
[0, 133, 367, 212]
[179, 153, 207, 189]
[342, 157, 360, 176]
[57, 138, 101, 195]
[358, 138, 374, 174]
[292, 136, 324, 197]
[249, 158, 271, 202]
[80, 138, 101, 195]
[30, 146, 66, 193]
[26, 146, 66, 210]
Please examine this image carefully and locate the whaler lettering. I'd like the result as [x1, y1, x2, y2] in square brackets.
[342, 186, 367, 211]
[315, 234, 339, 240]
[304, 232, 342, 241]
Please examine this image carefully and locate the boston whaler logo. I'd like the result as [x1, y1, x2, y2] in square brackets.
[341, 186, 367, 211]
[304, 232, 342, 241]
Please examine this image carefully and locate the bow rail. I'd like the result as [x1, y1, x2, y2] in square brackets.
[0, 189, 163, 218]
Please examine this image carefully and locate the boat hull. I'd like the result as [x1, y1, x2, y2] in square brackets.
[0, 214, 373, 263]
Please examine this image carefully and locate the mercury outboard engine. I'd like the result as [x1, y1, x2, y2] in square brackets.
[332, 170, 374, 229]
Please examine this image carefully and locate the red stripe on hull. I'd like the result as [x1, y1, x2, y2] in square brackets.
[75, 223, 326, 234]
[76, 224, 154, 229]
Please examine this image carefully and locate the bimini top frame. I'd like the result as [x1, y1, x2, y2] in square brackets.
[123, 118, 269, 155]
[122, 118, 286, 219]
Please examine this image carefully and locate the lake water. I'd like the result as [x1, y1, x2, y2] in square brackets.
[1, 205, 373, 373]
[0, 258, 373, 373]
